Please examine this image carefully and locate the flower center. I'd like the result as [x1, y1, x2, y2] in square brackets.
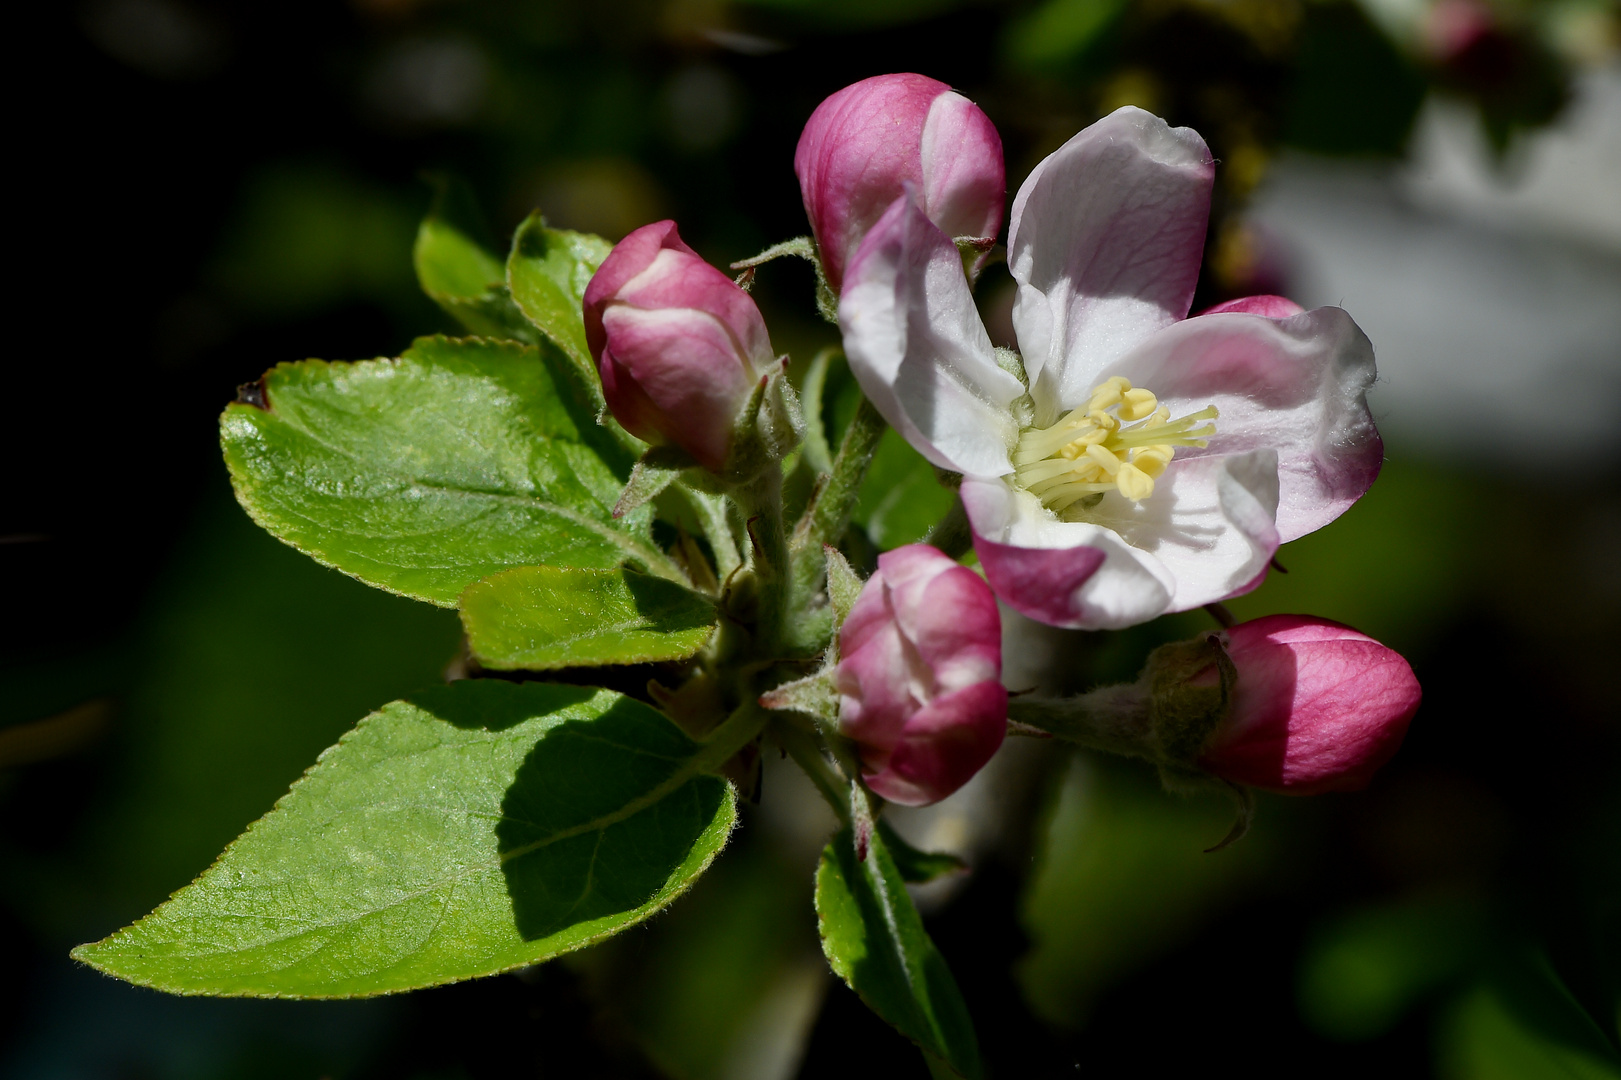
[1012, 376, 1217, 515]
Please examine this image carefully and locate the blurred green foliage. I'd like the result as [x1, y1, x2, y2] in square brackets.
[5, 496, 461, 939]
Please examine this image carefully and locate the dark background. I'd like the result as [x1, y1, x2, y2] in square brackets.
[4, 0, 1617, 1076]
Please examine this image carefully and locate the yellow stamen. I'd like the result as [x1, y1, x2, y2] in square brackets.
[1011, 377, 1218, 510]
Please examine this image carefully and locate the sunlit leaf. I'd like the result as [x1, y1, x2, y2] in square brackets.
[506, 213, 614, 387]
[815, 825, 981, 1078]
[462, 566, 715, 670]
[222, 335, 675, 607]
[73, 680, 737, 998]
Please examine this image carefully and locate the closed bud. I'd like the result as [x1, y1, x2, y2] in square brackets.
[1189, 615, 1420, 795]
[795, 73, 1004, 293]
[835, 544, 1006, 806]
[584, 220, 777, 472]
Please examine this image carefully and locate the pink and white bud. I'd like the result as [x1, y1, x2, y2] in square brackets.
[835, 544, 1006, 806]
[584, 220, 777, 472]
[1198, 615, 1420, 795]
[795, 73, 1004, 292]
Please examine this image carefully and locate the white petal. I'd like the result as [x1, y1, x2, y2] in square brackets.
[1008, 106, 1213, 420]
[1108, 307, 1382, 542]
[1082, 450, 1281, 611]
[840, 194, 1023, 477]
[961, 476, 1175, 630]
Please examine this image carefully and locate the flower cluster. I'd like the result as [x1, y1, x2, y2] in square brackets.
[584, 72, 1418, 809]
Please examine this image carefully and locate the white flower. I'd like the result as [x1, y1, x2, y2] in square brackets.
[838, 106, 1383, 630]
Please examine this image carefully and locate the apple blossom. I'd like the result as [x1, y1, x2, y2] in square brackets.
[835, 544, 1007, 806]
[584, 219, 777, 472]
[1197, 615, 1420, 794]
[839, 105, 1383, 630]
[795, 72, 1004, 293]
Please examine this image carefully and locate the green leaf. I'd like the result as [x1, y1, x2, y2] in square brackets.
[73, 680, 737, 998]
[414, 176, 539, 343]
[223, 334, 678, 607]
[878, 821, 967, 885]
[506, 212, 614, 385]
[853, 428, 956, 550]
[815, 825, 982, 1078]
[462, 566, 716, 670]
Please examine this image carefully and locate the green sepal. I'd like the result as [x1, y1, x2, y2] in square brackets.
[461, 566, 716, 671]
[815, 824, 982, 1078]
[222, 335, 676, 607]
[824, 546, 863, 627]
[615, 445, 698, 519]
[72, 681, 736, 998]
[730, 235, 836, 324]
[878, 820, 968, 884]
[414, 175, 538, 343]
[757, 669, 839, 726]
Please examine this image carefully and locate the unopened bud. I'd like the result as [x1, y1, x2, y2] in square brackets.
[795, 73, 1004, 293]
[1193, 615, 1420, 795]
[584, 220, 777, 472]
[835, 544, 1006, 806]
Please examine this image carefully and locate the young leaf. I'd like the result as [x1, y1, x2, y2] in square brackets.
[462, 566, 716, 670]
[414, 176, 538, 343]
[854, 428, 957, 550]
[73, 680, 737, 998]
[506, 213, 614, 385]
[878, 820, 968, 885]
[223, 335, 679, 607]
[815, 825, 982, 1079]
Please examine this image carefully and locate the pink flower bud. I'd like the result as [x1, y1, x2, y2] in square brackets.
[1198, 615, 1420, 795]
[835, 544, 1006, 806]
[583, 220, 777, 472]
[795, 73, 1004, 292]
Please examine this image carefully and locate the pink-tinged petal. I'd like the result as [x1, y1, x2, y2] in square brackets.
[1080, 450, 1281, 612]
[894, 563, 1002, 692]
[864, 681, 1007, 806]
[796, 74, 947, 291]
[840, 195, 1022, 477]
[1008, 107, 1214, 418]
[919, 90, 1005, 243]
[598, 305, 758, 470]
[1108, 307, 1382, 542]
[585, 220, 775, 470]
[796, 74, 1003, 291]
[1199, 615, 1419, 794]
[1198, 294, 1304, 318]
[837, 618, 917, 755]
[961, 477, 1174, 630]
[613, 249, 776, 367]
[583, 221, 697, 340]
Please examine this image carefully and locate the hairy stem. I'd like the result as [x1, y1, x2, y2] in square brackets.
[775, 720, 853, 825]
[797, 395, 886, 552]
[1006, 685, 1154, 761]
[733, 468, 790, 656]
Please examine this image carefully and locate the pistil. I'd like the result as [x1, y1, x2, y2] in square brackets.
[1013, 377, 1216, 513]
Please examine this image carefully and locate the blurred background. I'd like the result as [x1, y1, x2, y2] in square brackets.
[3, 0, 1618, 1076]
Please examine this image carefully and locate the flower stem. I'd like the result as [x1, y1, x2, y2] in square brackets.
[1005, 687, 1154, 760]
[695, 700, 771, 777]
[732, 467, 790, 655]
[796, 395, 886, 553]
[774, 719, 853, 825]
